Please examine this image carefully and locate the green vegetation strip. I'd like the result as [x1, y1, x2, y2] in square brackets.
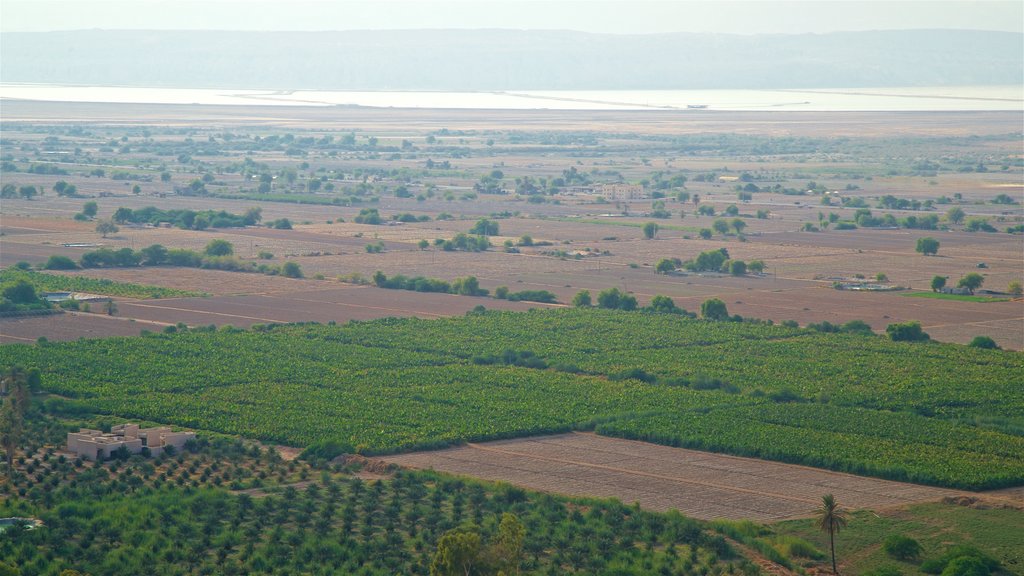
[2, 309, 1021, 489]
[900, 291, 1010, 303]
[1, 422, 742, 576]
[0, 268, 203, 299]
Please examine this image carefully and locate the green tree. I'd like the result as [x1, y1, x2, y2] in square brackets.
[748, 260, 765, 274]
[931, 275, 947, 292]
[82, 201, 99, 217]
[112, 207, 134, 223]
[884, 535, 922, 561]
[431, 528, 483, 576]
[493, 513, 525, 575]
[140, 244, 169, 266]
[728, 260, 747, 276]
[699, 228, 712, 240]
[916, 237, 940, 256]
[886, 321, 930, 342]
[957, 273, 984, 294]
[44, 255, 78, 270]
[655, 259, 676, 274]
[469, 219, 499, 236]
[418, 239, 430, 250]
[946, 206, 966, 225]
[1007, 281, 1022, 297]
[0, 366, 33, 468]
[712, 219, 730, 236]
[596, 288, 621, 310]
[648, 295, 679, 314]
[204, 239, 234, 257]
[95, 220, 119, 238]
[282, 262, 303, 278]
[701, 298, 729, 321]
[731, 218, 746, 234]
[572, 290, 591, 307]
[815, 494, 848, 575]
[2, 280, 40, 305]
[968, 336, 999, 350]
[642, 222, 659, 239]
[18, 185, 37, 200]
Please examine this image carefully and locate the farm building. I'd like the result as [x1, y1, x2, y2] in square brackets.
[67, 423, 195, 461]
[600, 183, 646, 200]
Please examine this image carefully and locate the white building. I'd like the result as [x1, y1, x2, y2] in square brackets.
[67, 423, 195, 461]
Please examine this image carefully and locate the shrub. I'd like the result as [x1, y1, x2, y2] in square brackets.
[886, 321, 930, 342]
[884, 535, 923, 561]
[43, 255, 78, 270]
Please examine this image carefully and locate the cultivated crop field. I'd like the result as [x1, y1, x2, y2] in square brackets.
[382, 433, 961, 521]
[2, 308, 1021, 490]
[3, 102, 1021, 347]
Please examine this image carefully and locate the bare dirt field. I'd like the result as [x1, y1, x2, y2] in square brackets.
[382, 432, 963, 522]
[0, 282, 552, 340]
[0, 311, 160, 343]
[2, 102, 1021, 347]
[113, 284, 548, 328]
[380, 430, 962, 520]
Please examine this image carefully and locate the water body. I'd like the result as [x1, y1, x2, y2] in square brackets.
[1, 84, 1021, 111]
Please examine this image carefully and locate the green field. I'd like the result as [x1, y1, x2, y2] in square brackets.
[2, 308, 1022, 489]
[900, 291, 1011, 303]
[1, 267, 204, 299]
[774, 501, 1024, 575]
[0, 413, 746, 576]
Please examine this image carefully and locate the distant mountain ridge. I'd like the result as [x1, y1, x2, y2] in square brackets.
[1, 29, 1020, 90]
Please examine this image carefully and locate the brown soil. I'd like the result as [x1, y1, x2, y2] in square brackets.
[381, 432, 963, 522]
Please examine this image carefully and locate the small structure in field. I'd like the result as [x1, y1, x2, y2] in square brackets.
[41, 292, 110, 303]
[67, 423, 195, 461]
[600, 183, 646, 201]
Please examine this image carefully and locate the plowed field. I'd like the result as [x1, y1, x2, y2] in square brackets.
[383, 432, 962, 522]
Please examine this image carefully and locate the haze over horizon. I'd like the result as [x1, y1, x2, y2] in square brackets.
[1, 0, 1022, 34]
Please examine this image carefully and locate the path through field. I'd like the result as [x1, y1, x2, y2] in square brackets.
[382, 432, 963, 522]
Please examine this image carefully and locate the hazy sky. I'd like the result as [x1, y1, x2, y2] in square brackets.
[2, 0, 1021, 34]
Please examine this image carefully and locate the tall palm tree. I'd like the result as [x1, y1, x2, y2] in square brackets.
[815, 494, 849, 574]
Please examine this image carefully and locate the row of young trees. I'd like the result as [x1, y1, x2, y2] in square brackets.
[42, 240, 303, 278]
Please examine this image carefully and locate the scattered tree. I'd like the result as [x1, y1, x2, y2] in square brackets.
[931, 275, 947, 292]
[883, 535, 922, 562]
[282, 262, 303, 278]
[655, 259, 676, 274]
[1008, 281, 1022, 297]
[957, 273, 984, 294]
[815, 494, 849, 575]
[712, 219, 730, 236]
[946, 206, 966, 225]
[572, 290, 591, 307]
[701, 298, 729, 321]
[886, 321, 930, 342]
[968, 336, 999, 350]
[469, 219, 499, 236]
[915, 237, 940, 256]
[95, 220, 119, 238]
[204, 239, 234, 257]
[642, 222, 659, 239]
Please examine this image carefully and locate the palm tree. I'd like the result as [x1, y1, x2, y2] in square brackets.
[815, 494, 849, 574]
